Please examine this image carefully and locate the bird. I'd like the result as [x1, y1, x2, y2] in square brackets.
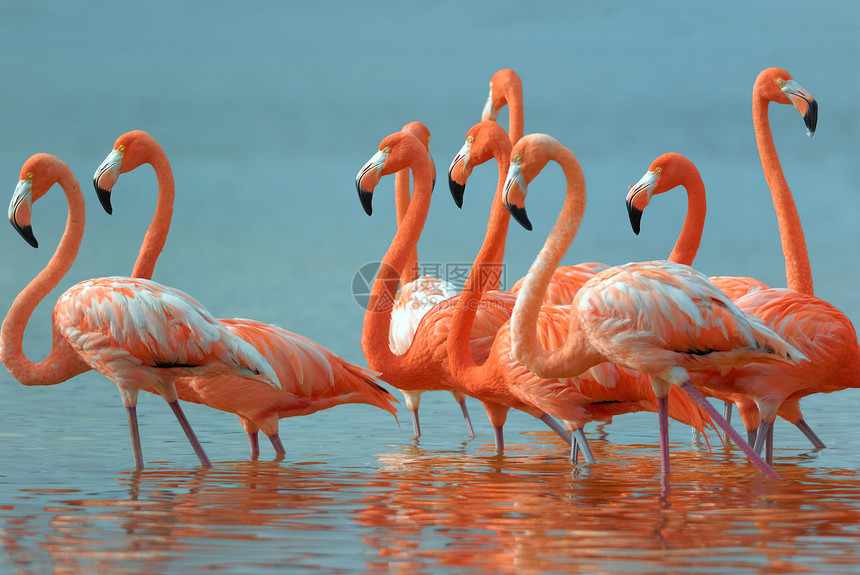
[625, 152, 825, 451]
[355, 129, 571, 451]
[626, 67, 821, 450]
[504, 133, 805, 487]
[6, 153, 281, 468]
[386, 122, 475, 439]
[447, 123, 714, 462]
[476, 68, 607, 304]
[93, 130, 399, 458]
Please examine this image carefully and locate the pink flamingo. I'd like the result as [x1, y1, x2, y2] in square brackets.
[447, 122, 713, 461]
[93, 131, 398, 457]
[356, 130, 571, 452]
[387, 122, 475, 439]
[625, 152, 825, 451]
[6, 153, 280, 468]
[505, 134, 805, 485]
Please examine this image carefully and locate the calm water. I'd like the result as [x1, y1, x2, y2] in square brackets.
[2, 1, 860, 573]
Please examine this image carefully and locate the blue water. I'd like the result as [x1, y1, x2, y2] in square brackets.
[1, 1, 859, 572]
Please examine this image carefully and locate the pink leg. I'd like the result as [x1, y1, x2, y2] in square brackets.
[766, 425, 774, 463]
[268, 434, 286, 455]
[167, 400, 212, 467]
[572, 428, 595, 464]
[493, 426, 504, 455]
[410, 410, 421, 438]
[753, 421, 773, 455]
[680, 382, 779, 479]
[126, 405, 144, 469]
[539, 413, 572, 445]
[459, 398, 476, 439]
[795, 419, 826, 449]
[658, 395, 670, 482]
[723, 401, 733, 443]
[247, 432, 260, 458]
[747, 429, 758, 446]
[571, 439, 580, 464]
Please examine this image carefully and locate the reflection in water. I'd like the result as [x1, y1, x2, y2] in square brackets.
[3, 440, 860, 573]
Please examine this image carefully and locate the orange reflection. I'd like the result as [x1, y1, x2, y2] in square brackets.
[1, 441, 859, 573]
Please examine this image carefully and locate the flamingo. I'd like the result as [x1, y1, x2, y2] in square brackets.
[355, 130, 571, 452]
[474, 68, 608, 305]
[386, 122, 475, 439]
[447, 122, 714, 462]
[625, 152, 825, 451]
[504, 134, 805, 485]
[6, 153, 281, 468]
[93, 130, 398, 458]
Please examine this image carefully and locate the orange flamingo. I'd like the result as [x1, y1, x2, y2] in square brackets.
[504, 134, 805, 485]
[93, 130, 398, 457]
[474, 68, 607, 304]
[6, 153, 282, 468]
[448, 123, 714, 462]
[356, 129, 571, 451]
[625, 152, 825, 451]
[387, 122, 475, 439]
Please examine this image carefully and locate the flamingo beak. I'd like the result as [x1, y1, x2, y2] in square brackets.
[93, 148, 124, 215]
[9, 177, 38, 248]
[780, 80, 818, 137]
[448, 138, 473, 209]
[503, 156, 532, 231]
[625, 170, 659, 235]
[355, 148, 389, 216]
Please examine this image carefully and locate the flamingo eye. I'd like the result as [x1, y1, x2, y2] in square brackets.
[513, 154, 521, 162]
[382, 147, 390, 153]
[654, 167, 662, 174]
[466, 136, 474, 144]
[776, 78, 786, 88]
[25, 172, 33, 180]
[117, 145, 126, 153]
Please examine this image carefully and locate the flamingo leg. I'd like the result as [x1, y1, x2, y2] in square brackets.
[753, 421, 773, 455]
[747, 429, 758, 447]
[493, 426, 504, 455]
[539, 413, 572, 445]
[167, 400, 212, 467]
[572, 428, 595, 464]
[658, 396, 670, 482]
[795, 419, 826, 449]
[723, 401, 733, 443]
[459, 398, 476, 439]
[680, 382, 779, 479]
[268, 434, 286, 455]
[410, 410, 421, 438]
[247, 432, 260, 458]
[126, 405, 144, 469]
[571, 438, 580, 464]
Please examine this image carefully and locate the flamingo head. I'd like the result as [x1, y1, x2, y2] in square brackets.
[626, 153, 700, 235]
[93, 130, 162, 214]
[400, 121, 436, 191]
[756, 68, 818, 137]
[355, 131, 430, 216]
[503, 134, 564, 231]
[481, 69, 521, 123]
[448, 121, 512, 209]
[9, 154, 72, 248]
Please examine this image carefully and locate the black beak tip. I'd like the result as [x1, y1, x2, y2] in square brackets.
[357, 187, 373, 216]
[506, 203, 532, 231]
[448, 174, 465, 209]
[15, 224, 39, 248]
[95, 187, 113, 215]
[627, 202, 643, 235]
[804, 99, 818, 137]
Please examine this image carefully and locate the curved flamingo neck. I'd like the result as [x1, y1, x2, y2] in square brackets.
[362, 158, 434, 371]
[506, 94, 524, 145]
[667, 168, 706, 266]
[753, 93, 813, 295]
[448, 144, 512, 378]
[394, 168, 419, 284]
[0, 165, 90, 385]
[130, 144, 174, 279]
[510, 143, 597, 377]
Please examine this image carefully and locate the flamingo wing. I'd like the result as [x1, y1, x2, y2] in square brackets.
[55, 277, 279, 388]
